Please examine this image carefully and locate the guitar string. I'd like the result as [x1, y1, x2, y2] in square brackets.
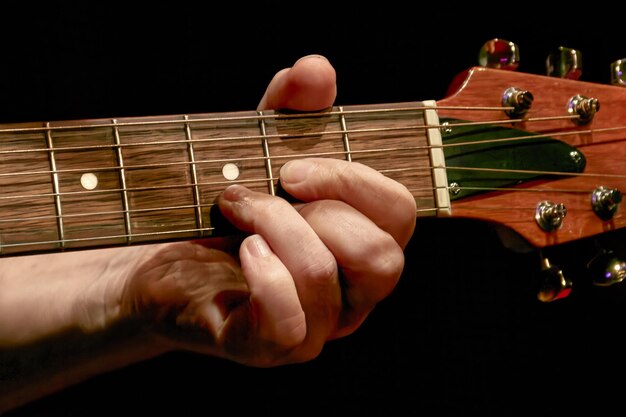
[0, 109, 626, 177]
[0, 112, 618, 180]
[0, 105, 511, 137]
[2, 146, 626, 203]
[0, 101, 580, 155]
[0, 162, 617, 224]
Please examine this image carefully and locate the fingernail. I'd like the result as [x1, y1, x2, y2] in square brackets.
[220, 184, 248, 202]
[295, 54, 328, 65]
[280, 160, 315, 184]
[247, 234, 271, 258]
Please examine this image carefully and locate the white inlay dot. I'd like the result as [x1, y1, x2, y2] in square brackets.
[80, 172, 98, 190]
[222, 163, 240, 181]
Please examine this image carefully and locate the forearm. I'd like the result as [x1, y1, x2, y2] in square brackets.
[0, 247, 143, 345]
[0, 246, 168, 412]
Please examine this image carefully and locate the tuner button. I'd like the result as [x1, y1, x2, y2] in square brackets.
[587, 250, 626, 286]
[611, 59, 626, 86]
[478, 38, 520, 70]
[538, 257, 572, 302]
[535, 201, 567, 232]
[591, 186, 622, 220]
[567, 94, 600, 125]
[502, 87, 534, 118]
[546, 46, 582, 80]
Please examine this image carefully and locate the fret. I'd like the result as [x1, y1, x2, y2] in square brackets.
[45, 123, 66, 248]
[342, 102, 436, 214]
[261, 109, 344, 182]
[116, 114, 196, 243]
[0, 123, 57, 255]
[184, 115, 204, 235]
[257, 110, 275, 196]
[112, 119, 133, 244]
[49, 119, 126, 249]
[187, 110, 267, 223]
[338, 106, 353, 162]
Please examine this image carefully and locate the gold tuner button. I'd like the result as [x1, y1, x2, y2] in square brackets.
[546, 46, 582, 80]
[478, 38, 520, 71]
[538, 257, 572, 302]
[611, 58, 626, 87]
[587, 250, 626, 287]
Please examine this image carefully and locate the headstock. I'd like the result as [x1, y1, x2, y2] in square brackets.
[439, 39, 626, 300]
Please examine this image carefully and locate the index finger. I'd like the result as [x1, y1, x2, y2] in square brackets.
[280, 158, 417, 248]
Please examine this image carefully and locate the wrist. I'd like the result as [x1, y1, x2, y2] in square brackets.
[0, 245, 157, 346]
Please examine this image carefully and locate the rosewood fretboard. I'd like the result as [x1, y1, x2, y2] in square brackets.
[0, 101, 442, 256]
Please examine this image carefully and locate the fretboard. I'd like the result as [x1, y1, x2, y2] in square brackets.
[0, 101, 446, 257]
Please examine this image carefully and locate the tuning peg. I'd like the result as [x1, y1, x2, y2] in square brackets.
[537, 257, 572, 302]
[587, 249, 626, 287]
[546, 46, 582, 80]
[611, 58, 626, 86]
[478, 38, 520, 70]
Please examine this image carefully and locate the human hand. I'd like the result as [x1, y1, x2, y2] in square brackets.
[121, 55, 417, 366]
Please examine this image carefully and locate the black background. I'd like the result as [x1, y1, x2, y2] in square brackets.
[4, 5, 626, 416]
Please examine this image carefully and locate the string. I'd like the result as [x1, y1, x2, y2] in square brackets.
[0, 113, 581, 157]
[0, 105, 512, 136]
[0, 164, 614, 217]
[0, 227, 216, 249]
[1, 122, 624, 180]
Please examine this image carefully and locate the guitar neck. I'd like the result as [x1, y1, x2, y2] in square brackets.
[0, 101, 443, 257]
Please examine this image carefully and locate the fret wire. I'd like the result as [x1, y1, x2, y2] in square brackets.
[258, 110, 275, 196]
[184, 115, 204, 235]
[0, 116, 586, 157]
[0, 227, 216, 250]
[112, 119, 132, 244]
[0, 105, 515, 135]
[338, 106, 352, 162]
[45, 122, 66, 248]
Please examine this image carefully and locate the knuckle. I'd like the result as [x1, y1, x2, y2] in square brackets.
[299, 250, 338, 287]
[363, 238, 405, 287]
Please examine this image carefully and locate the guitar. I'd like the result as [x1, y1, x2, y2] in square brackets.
[2, 66, 626, 300]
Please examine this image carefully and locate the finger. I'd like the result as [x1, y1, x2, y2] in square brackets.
[280, 158, 417, 248]
[297, 200, 405, 338]
[257, 54, 337, 111]
[239, 234, 306, 347]
[218, 185, 342, 355]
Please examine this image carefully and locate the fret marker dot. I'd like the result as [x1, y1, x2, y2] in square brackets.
[222, 163, 240, 181]
[80, 173, 98, 190]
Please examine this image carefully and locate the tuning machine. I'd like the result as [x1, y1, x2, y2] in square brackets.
[611, 59, 626, 87]
[537, 256, 572, 302]
[587, 248, 626, 287]
[478, 38, 520, 71]
[546, 46, 582, 80]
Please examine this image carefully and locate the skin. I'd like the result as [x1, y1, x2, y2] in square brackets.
[0, 55, 417, 411]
